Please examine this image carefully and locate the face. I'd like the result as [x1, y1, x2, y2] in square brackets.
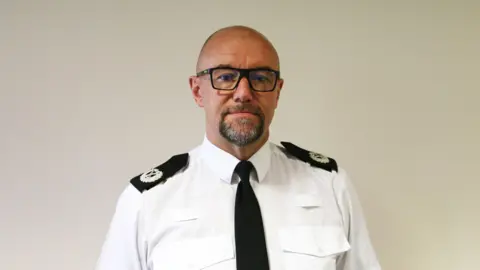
[189, 31, 284, 147]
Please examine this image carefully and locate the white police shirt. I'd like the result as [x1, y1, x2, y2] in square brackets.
[95, 137, 382, 270]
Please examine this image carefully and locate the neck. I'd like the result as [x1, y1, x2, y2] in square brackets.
[206, 130, 269, 160]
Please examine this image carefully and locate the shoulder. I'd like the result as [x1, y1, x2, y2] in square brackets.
[129, 152, 190, 193]
[275, 141, 338, 173]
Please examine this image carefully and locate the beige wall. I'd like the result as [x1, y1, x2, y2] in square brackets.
[1, 1, 479, 270]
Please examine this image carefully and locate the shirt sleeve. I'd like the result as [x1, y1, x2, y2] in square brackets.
[333, 167, 382, 270]
[95, 184, 147, 270]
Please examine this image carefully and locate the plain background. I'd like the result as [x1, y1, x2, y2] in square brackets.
[1, 1, 479, 270]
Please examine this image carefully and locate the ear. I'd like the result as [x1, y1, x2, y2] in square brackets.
[189, 75, 204, 107]
[275, 78, 284, 106]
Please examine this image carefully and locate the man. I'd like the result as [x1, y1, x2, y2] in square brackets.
[95, 25, 381, 270]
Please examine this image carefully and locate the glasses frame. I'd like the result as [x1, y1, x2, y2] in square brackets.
[196, 67, 281, 92]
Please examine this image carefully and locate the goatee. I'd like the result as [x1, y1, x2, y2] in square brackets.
[219, 104, 265, 147]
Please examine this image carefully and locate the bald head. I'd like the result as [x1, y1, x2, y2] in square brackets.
[196, 25, 280, 72]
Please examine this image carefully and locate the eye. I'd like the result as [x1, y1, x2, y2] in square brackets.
[216, 73, 237, 82]
[251, 74, 271, 83]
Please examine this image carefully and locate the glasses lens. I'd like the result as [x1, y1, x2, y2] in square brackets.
[249, 70, 277, 91]
[210, 68, 278, 91]
[212, 68, 240, 90]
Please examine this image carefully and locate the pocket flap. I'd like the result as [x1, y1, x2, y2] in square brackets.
[167, 207, 200, 222]
[279, 225, 351, 258]
[293, 194, 323, 208]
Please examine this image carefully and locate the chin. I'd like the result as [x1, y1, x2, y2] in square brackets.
[219, 120, 264, 146]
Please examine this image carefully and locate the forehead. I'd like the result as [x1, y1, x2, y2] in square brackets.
[199, 34, 279, 70]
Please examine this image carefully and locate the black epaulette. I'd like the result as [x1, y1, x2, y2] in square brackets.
[130, 153, 189, 193]
[280, 141, 338, 172]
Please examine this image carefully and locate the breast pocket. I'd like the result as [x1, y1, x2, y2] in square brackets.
[279, 225, 351, 270]
[151, 234, 235, 270]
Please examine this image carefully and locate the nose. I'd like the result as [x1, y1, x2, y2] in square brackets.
[233, 77, 253, 102]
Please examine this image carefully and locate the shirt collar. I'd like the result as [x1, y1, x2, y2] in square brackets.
[199, 135, 272, 184]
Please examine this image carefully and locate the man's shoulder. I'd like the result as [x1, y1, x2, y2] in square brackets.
[273, 141, 338, 173]
[129, 152, 190, 193]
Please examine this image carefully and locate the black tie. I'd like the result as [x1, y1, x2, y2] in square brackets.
[234, 160, 270, 270]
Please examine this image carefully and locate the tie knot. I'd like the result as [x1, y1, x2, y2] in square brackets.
[234, 160, 254, 181]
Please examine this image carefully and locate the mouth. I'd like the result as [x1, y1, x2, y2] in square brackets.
[222, 105, 263, 120]
[227, 111, 258, 118]
[230, 111, 255, 115]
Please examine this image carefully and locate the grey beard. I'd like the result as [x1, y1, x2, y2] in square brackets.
[220, 116, 264, 147]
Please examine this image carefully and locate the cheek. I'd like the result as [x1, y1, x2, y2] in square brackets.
[205, 95, 229, 117]
[258, 97, 278, 120]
